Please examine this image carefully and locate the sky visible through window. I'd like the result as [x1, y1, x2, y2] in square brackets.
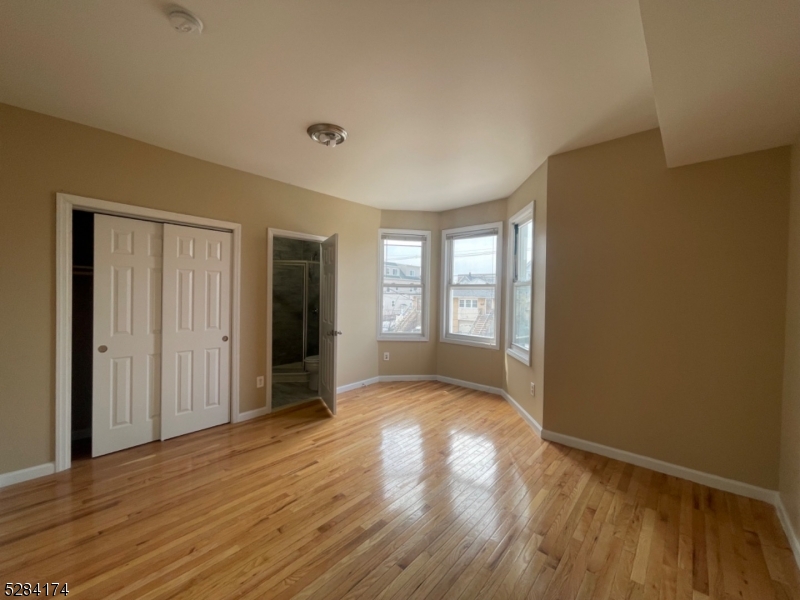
[385, 239, 421, 270]
[453, 235, 496, 279]
[385, 236, 496, 276]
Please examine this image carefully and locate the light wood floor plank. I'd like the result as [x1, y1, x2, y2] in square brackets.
[0, 382, 798, 600]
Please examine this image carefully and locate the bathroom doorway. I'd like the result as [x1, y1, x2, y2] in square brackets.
[267, 229, 337, 413]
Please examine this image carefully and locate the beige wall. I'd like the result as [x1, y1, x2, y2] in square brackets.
[781, 140, 800, 530]
[378, 211, 440, 377]
[437, 199, 508, 388]
[379, 201, 511, 387]
[379, 181, 549, 421]
[3, 101, 792, 493]
[0, 103, 380, 474]
[503, 161, 547, 424]
[544, 129, 790, 489]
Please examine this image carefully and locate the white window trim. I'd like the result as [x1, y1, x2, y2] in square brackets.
[506, 203, 534, 366]
[440, 221, 503, 349]
[377, 228, 431, 341]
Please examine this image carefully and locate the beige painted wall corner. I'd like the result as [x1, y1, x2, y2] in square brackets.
[780, 138, 800, 546]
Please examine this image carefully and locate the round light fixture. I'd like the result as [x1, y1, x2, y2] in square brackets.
[307, 124, 347, 148]
[168, 8, 203, 34]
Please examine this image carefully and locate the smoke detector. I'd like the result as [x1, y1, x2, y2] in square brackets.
[307, 124, 348, 148]
[168, 8, 203, 34]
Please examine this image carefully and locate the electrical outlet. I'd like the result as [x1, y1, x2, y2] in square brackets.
[383, 352, 390, 361]
[530, 382, 535, 396]
[257, 376, 265, 388]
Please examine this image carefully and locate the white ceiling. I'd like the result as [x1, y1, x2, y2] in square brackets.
[0, 0, 658, 211]
[640, 0, 800, 167]
[4, 2, 795, 210]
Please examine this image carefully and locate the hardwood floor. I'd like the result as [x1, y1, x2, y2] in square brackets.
[1, 381, 798, 599]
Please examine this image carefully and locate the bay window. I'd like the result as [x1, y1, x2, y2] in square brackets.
[441, 222, 503, 348]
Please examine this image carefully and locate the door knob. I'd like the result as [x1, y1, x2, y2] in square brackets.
[329, 330, 342, 336]
[222, 336, 229, 342]
[98, 345, 108, 353]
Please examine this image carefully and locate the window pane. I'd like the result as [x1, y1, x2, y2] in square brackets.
[516, 220, 533, 282]
[512, 284, 531, 350]
[448, 287, 495, 338]
[382, 286, 423, 334]
[451, 234, 496, 285]
[383, 238, 422, 286]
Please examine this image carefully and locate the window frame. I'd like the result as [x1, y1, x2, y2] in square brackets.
[440, 221, 503, 349]
[377, 228, 432, 342]
[506, 203, 535, 365]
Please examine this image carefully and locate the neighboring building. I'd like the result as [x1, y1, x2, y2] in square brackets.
[450, 274, 496, 337]
[382, 261, 422, 334]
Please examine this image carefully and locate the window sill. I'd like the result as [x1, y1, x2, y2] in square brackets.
[378, 335, 429, 343]
[440, 335, 499, 350]
[506, 346, 531, 366]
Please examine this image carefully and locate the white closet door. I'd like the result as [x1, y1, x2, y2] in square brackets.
[319, 234, 338, 415]
[93, 215, 163, 457]
[161, 224, 232, 440]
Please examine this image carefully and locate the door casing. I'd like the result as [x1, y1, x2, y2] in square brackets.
[319, 233, 339, 415]
[266, 228, 328, 414]
[55, 193, 242, 472]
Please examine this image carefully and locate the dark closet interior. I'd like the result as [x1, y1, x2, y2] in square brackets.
[72, 210, 93, 458]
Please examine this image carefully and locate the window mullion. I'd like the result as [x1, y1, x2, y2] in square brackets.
[507, 206, 532, 362]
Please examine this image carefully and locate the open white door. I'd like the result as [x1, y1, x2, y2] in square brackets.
[161, 224, 232, 440]
[92, 215, 162, 457]
[319, 234, 339, 415]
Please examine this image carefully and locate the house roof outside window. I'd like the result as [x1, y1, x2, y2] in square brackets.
[384, 261, 422, 284]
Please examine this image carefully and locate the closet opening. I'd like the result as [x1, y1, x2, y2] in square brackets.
[71, 210, 94, 460]
[55, 193, 243, 472]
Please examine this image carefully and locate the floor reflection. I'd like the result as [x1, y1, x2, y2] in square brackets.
[378, 422, 513, 540]
[381, 423, 425, 512]
[447, 431, 499, 534]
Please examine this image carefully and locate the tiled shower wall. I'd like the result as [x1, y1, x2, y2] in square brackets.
[272, 237, 320, 367]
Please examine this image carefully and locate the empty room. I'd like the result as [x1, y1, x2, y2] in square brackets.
[2, 1, 800, 598]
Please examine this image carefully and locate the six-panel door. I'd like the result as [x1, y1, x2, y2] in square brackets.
[93, 215, 163, 457]
[160, 224, 232, 440]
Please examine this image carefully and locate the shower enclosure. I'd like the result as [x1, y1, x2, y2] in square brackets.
[271, 237, 321, 409]
[272, 261, 319, 367]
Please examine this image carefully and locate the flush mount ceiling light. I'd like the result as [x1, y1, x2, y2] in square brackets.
[307, 124, 348, 148]
[168, 8, 203, 34]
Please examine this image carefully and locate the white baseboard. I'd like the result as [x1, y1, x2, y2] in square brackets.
[378, 374, 437, 383]
[376, 373, 509, 398]
[502, 391, 543, 436]
[541, 429, 778, 504]
[776, 496, 800, 570]
[237, 374, 423, 418]
[237, 406, 271, 422]
[0, 463, 56, 489]
[435, 375, 504, 396]
[341, 374, 501, 394]
[337, 376, 381, 393]
[373, 375, 544, 440]
[4, 375, 791, 569]
[241, 369, 799, 572]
